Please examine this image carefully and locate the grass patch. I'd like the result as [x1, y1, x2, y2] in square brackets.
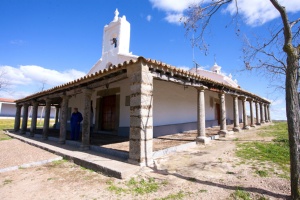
[107, 177, 164, 196]
[3, 179, 13, 185]
[51, 159, 67, 166]
[156, 190, 186, 200]
[230, 188, 251, 200]
[0, 131, 12, 141]
[255, 170, 268, 177]
[80, 166, 94, 172]
[236, 122, 289, 174]
[226, 171, 235, 175]
[0, 118, 55, 131]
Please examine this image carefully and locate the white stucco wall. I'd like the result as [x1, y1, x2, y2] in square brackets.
[0, 103, 15, 116]
[153, 80, 223, 126]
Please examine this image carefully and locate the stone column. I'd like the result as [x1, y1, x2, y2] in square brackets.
[30, 101, 38, 137]
[54, 105, 60, 128]
[218, 92, 228, 137]
[14, 104, 22, 132]
[20, 103, 29, 134]
[249, 99, 255, 127]
[267, 104, 271, 122]
[260, 103, 265, 124]
[241, 96, 249, 130]
[196, 86, 209, 143]
[232, 95, 241, 132]
[42, 98, 51, 140]
[80, 88, 93, 150]
[127, 62, 153, 166]
[264, 104, 269, 122]
[59, 95, 69, 144]
[255, 101, 261, 125]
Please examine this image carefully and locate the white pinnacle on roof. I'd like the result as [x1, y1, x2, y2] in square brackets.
[113, 9, 119, 22]
[211, 62, 221, 74]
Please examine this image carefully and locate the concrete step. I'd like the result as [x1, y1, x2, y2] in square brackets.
[5, 131, 140, 179]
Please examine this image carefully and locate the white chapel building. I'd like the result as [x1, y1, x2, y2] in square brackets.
[14, 10, 271, 166]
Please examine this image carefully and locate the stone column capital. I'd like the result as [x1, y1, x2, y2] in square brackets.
[231, 94, 239, 98]
[196, 85, 207, 91]
[218, 91, 226, 97]
[82, 88, 94, 96]
[240, 96, 247, 101]
[23, 102, 29, 108]
[31, 100, 39, 106]
[44, 98, 52, 104]
[15, 103, 22, 108]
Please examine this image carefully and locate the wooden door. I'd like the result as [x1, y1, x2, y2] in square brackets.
[215, 103, 221, 125]
[101, 95, 116, 131]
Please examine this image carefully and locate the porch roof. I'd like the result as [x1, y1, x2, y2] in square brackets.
[15, 56, 271, 104]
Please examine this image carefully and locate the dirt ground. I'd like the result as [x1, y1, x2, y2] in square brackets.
[0, 125, 290, 200]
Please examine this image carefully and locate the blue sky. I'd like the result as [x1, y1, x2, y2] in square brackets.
[0, 0, 299, 120]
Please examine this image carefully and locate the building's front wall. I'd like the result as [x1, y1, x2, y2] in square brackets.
[0, 102, 16, 117]
[65, 76, 247, 138]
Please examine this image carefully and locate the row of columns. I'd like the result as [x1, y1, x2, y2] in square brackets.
[14, 90, 94, 150]
[14, 101, 60, 139]
[196, 89, 272, 141]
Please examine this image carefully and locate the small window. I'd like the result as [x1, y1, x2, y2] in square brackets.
[125, 96, 130, 106]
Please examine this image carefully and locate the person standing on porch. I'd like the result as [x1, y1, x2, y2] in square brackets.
[70, 107, 83, 140]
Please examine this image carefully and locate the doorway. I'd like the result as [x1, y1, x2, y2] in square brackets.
[101, 95, 116, 131]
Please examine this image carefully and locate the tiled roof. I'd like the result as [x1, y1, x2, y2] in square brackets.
[0, 98, 15, 103]
[15, 57, 271, 104]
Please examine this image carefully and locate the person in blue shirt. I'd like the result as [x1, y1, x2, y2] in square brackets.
[70, 107, 83, 141]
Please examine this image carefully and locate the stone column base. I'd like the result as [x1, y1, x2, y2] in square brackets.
[20, 131, 26, 135]
[243, 126, 250, 130]
[58, 140, 65, 144]
[250, 125, 256, 128]
[196, 136, 210, 144]
[256, 123, 261, 126]
[128, 158, 154, 167]
[233, 127, 241, 132]
[219, 130, 234, 137]
[80, 144, 90, 151]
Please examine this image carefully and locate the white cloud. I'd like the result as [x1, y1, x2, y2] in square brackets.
[146, 15, 152, 22]
[149, 0, 199, 24]
[177, 65, 191, 71]
[165, 13, 185, 25]
[19, 65, 85, 87]
[149, 0, 300, 26]
[270, 98, 284, 106]
[225, 0, 300, 26]
[150, 0, 202, 12]
[0, 65, 85, 99]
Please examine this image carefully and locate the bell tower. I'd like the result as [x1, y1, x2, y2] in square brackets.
[102, 9, 130, 56]
[88, 9, 138, 75]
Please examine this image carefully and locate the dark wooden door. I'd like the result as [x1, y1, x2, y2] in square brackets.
[101, 95, 116, 131]
[215, 103, 221, 125]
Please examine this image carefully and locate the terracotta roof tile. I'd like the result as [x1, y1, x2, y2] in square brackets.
[0, 98, 15, 103]
[15, 56, 270, 104]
